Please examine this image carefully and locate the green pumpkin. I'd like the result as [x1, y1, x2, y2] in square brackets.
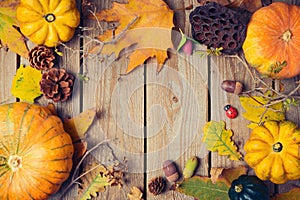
[228, 175, 269, 200]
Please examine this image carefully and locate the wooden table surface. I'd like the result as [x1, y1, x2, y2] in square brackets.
[1, 0, 300, 199]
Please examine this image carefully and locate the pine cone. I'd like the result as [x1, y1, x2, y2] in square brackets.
[40, 68, 75, 102]
[189, 2, 251, 55]
[28, 45, 55, 70]
[148, 177, 165, 196]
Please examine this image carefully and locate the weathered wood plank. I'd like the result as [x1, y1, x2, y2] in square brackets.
[145, 1, 209, 199]
[81, 0, 145, 199]
[0, 50, 17, 103]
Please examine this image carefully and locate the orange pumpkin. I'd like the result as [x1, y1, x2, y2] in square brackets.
[243, 2, 300, 79]
[0, 102, 73, 199]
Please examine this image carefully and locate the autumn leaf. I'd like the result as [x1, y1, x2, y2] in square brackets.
[0, 0, 28, 57]
[91, 0, 174, 73]
[127, 186, 143, 200]
[210, 165, 247, 185]
[63, 108, 96, 164]
[78, 155, 126, 200]
[220, 165, 248, 184]
[11, 65, 42, 102]
[227, 0, 263, 12]
[239, 96, 285, 129]
[176, 166, 247, 199]
[176, 176, 230, 200]
[272, 188, 300, 200]
[77, 160, 110, 200]
[203, 121, 242, 161]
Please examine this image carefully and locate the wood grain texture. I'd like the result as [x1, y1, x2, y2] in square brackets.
[0, 50, 17, 103]
[1, 0, 300, 199]
[145, 1, 209, 199]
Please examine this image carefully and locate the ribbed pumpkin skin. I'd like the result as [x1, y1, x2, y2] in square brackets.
[16, 0, 80, 47]
[243, 2, 300, 79]
[0, 102, 73, 199]
[244, 121, 300, 184]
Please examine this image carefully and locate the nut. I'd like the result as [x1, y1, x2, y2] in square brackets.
[163, 160, 179, 182]
[221, 80, 243, 95]
[183, 156, 199, 179]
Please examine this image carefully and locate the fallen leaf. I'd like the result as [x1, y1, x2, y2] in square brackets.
[63, 109, 96, 164]
[239, 96, 285, 129]
[220, 165, 248, 185]
[11, 65, 42, 102]
[91, 0, 174, 73]
[203, 121, 243, 161]
[78, 159, 110, 200]
[127, 186, 143, 200]
[210, 166, 247, 185]
[78, 155, 126, 200]
[210, 168, 224, 184]
[0, 0, 28, 57]
[176, 176, 230, 200]
[227, 0, 263, 12]
[176, 166, 247, 199]
[272, 188, 300, 200]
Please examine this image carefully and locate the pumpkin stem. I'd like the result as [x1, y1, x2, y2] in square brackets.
[45, 13, 56, 23]
[273, 142, 283, 152]
[281, 30, 292, 42]
[234, 184, 243, 193]
[8, 155, 22, 171]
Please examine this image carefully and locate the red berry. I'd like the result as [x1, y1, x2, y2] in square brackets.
[224, 105, 238, 119]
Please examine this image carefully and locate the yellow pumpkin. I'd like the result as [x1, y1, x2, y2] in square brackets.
[243, 2, 300, 79]
[244, 120, 300, 184]
[16, 0, 80, 47]
[0, 102, 73, 199]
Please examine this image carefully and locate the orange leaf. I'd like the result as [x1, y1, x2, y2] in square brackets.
[0, 0, 28, 57]
[91, 0, 174, 73]
[63, 109, 97, 163]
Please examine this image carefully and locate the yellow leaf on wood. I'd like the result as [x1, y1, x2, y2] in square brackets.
[11, 65, 42, 102]
[91, 0, 174, 73]
[203, 121, 243, 161]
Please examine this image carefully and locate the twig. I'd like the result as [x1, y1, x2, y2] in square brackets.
[58, 138, 112, 198]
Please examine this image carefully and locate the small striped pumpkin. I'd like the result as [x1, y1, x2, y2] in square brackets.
[0, 102, 73, 199]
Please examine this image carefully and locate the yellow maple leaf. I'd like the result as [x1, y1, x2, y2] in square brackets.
[203, 121, 242, 161]
[91, 0, 174, 73]
[11, 65, 42, 102]
[239, 96, 285, 129]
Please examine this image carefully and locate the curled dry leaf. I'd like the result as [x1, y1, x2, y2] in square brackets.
[0, 0, 28, 57]
[63, 108, 96, 164]
[210, 168, 224, 184]
[128, 186, 143, 200]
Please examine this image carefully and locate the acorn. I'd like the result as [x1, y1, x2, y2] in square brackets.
[163, 160, 179, 182]
[221, 80, 243, 95]
[183, 156, 199, 179]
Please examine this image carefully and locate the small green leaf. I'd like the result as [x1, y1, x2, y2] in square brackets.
[202, 121, 242, 161]
[176, 176, 230, 200]
[177, 28, 187, 51]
